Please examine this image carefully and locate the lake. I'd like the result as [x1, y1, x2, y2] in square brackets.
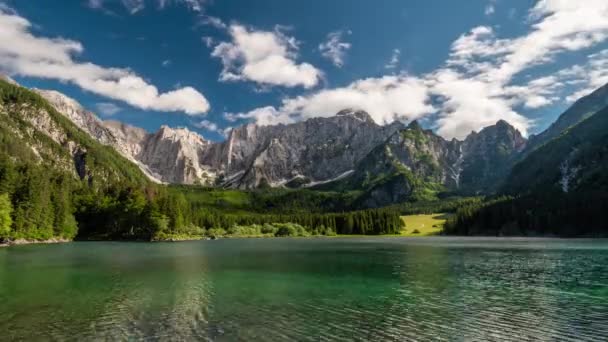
[1, 238, 607, 340]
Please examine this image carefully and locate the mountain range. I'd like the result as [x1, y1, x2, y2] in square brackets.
[3, 75, 608, 210]
[33, 85, 528, 201]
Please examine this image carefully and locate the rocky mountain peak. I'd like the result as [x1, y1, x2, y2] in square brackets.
[335, 109, 374, 123]
[34, 89, 84, 114]
[34, 88, 120, 147]
[494, 119, 510, 128]
[157, 125, 208, 145]
[469, 120, 527, 152]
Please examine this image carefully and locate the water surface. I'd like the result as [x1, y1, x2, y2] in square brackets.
[1, 237, 607, 340]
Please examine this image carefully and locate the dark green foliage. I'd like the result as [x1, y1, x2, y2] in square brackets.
[503, 105, 608, 196]
[386, 197, 483, 215]
[444, 192, 608, 237]
[0, 193, 12, 240]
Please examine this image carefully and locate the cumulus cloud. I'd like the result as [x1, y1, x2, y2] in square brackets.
[211, 24, 322, 88]
[430, 0, 608, 137]
[0, 8, 210, 115]
[225, 75, 435, 126]
[95, 102, 122, 116]
[319, 30, 352, 68]
[228, 1, 608, 139]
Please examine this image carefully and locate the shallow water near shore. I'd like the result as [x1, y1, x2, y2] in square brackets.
[1, 237, 607, 340]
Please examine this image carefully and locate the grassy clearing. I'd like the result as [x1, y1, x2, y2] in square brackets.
[400, 214, 449, 236]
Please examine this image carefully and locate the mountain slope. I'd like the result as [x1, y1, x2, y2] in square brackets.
[1, 80, 149, 187]
[0, 78, 159, 241]
[445, 83, 608, 237]
[322, 119, 526, 207]
[34, 90, 163, 183]
[502, 104, 608, 196]
[525, 83, 608, 153]
[340, 121, 460, 207]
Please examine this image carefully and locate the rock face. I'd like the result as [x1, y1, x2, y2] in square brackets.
[34, 90, 118, 146]
[34, 90, 163, 183]
[459, 120, 527, 194]
[37, 90, 404, 188]
[209, 110, 404, 188]
[138, 126, 214, 184]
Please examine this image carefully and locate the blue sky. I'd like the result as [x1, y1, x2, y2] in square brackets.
[1, 0, 607, 140]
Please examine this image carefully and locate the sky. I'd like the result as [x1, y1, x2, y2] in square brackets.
[1, 0, 607, 141]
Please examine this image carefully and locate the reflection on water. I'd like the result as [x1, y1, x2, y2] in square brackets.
[1, 238, 607, 340]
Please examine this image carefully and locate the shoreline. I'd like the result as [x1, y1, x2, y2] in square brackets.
[0, 238, 71, 247]
[2, 235, 606, 247]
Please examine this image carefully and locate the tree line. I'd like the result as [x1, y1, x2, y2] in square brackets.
[443, 191, 608, 237]
[0, 152, 403, 242]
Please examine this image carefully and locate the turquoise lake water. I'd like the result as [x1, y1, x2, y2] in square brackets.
[1, 237, 607, 340]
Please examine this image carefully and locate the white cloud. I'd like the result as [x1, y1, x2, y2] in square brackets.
[161, 59, 171, 67]
[0, 8, 210, 115]
[428, 69, 532, 138]
[195, 119, 231, 137]
[230, 1, 608, 139]
[319, 30, 352, 68]
[95, 102, 121, 116]
[225, 75, 435, 126]
[211, 24, 322, 88]
[385, 49, 401, 69]
[198, 15, 227, 30]
[559, 49, 608, 102]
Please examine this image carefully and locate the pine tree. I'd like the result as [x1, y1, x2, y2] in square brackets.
[0, 193, 12, 239]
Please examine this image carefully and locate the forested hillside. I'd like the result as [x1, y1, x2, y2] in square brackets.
[444, 101, 608, 237]
[0, 79, 405, 241]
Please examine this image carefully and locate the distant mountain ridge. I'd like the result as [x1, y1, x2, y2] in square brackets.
[33, 85, 530, 202]
[6, 73, 608, 209]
